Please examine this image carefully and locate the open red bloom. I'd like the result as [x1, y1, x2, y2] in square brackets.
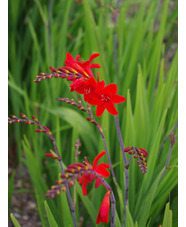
[70, 76, 105, 104]
[78, 151, 110, 195]
[64, 52, 100, 78]
[96, 191, 110, 224]
[92, 83, 126, 117]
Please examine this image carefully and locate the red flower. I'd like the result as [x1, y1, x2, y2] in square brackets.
[70, 76, 105, 104]
[96, 191, 110, 224]
[78, 151, 110, 195]
[92, 83, 126, 117]
[64, 52, 100, 78]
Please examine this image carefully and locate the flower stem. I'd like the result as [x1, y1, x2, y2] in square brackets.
[89, 110, 120, 198]
[161, 132, 176, 179]
[114, 115, 129, 218]
[52, 139, 77, 227]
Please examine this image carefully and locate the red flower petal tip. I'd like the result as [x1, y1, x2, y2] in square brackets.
[96, 191, 110, 224]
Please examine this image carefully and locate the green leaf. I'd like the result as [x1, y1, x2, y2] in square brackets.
[137, 171, 162, 227]
[44, 201, 59, 227]
[134, 65, 149, 148]
[126, 206, 135, 227]
[76, 184, 97, 222]
[162, 203, 172, 227]
[10, 213, 21, 227]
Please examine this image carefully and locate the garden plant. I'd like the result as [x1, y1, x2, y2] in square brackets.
[8, 0, 178, 226]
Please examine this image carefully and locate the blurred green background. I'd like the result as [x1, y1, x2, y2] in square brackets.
[8, 0, 178, 226]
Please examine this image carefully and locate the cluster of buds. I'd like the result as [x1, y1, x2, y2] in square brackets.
[8, 113, 60, 159]
[124, 147, 148, 173]
[56, 98, 88, 113]
[8, 113, 53, 137]
[34, 66, 83, 83]
[8, 113, 39, 125]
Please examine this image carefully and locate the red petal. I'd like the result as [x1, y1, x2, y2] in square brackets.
[93, 151, 106, 169]
[78, 175, 84, 184]
[96, 213, 101, 224]
[105, 102, 118, 115]
[82, 179, 88, 196]
[96, 191, 110, 224]
[112, 94, 126, 104]
[96, 104, 106, 117]
[66, 52, 74, 61]
[95, 166, 110, 178]
[70, 78, 85, 93]
[90, 63, 101, 69]
[86, 95, 103, 105]
[98, 80, 105, 89]
[89, 53, 99, 62]
[103, 84, 117, 96]
[75, 55, 80, 61]
[95, 178, 102, 188]
[98, 163, 110, 169]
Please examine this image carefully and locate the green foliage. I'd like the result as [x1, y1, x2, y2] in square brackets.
[10, 213, 21, 227]
[8, 0, 178, 226]
[162, 203, 173, 227]
[44, 201, 59, 227]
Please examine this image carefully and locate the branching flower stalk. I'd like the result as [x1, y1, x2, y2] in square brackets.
[8, 114, 77, 227]
[114, 115, 129, 221]
[8, 52, 149, 226]
[57, 98, 121, 201]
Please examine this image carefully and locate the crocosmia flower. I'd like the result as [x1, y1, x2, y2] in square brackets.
[78, 151, 110, 195]
[64, 52, 100, 78]
[95, 83, 126, 117]
[96, 191, 110, 224]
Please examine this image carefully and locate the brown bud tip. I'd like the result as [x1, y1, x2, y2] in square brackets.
[20, 113, 26, 118]
[43, 126, 52, 134]
[45, 153, 56, 158]
[69, 180, 74, 187]
[124, 147, 132, 152]
[62, 186, 66, 192]
[138, 148, 148, 157]
[170, 132, 176, 147]
[35, 129, 44, 133]
[61, 75, 68, 79]
[55, 180, 64, 184]
[25, 121, 32, 124]
[49, 66, 55, 73]
[77, 174, 82, 181]
[39, 72, 45, 76]
[31, 115, 38, 121]
[56, 190, 61, 195]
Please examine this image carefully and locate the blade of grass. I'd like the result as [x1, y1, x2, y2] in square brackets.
[10, 213, 21, 227]
[44, 200, 59, 227]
